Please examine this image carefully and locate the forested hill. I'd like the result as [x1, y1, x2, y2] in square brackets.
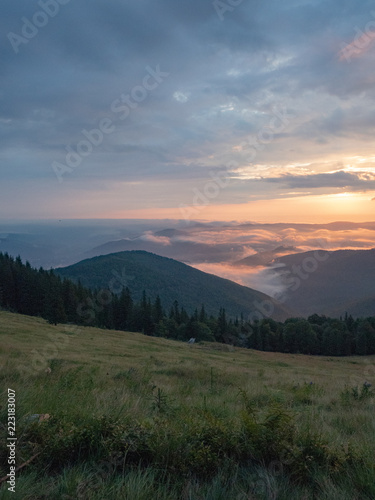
[55, 250, 292, 321]
[1, 252, 375, 355]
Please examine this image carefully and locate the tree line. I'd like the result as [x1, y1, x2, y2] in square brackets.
[1, 252, 375, 356]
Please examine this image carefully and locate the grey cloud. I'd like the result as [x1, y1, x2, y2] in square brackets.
[265, 171, 375, 191]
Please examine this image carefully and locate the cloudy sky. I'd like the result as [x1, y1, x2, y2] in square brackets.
[2, 0, 375, 222]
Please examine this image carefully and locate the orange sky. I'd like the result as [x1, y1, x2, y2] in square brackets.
[103, 191, 375, 224]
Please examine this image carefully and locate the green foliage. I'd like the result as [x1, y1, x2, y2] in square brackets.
[150, 387, 175, 414]
[24, 414, 124, 470]
[340, 382, 373, 404]
[291, 382, 323, 406]
[12, 387, 362, 489]
[287, 433, 360, 484]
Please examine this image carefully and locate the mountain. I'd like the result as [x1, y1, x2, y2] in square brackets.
[55, 250, 292, 321]
[272, 248, 375, 317]
[0, 220, 189, 269]
[235, 246, 300, 267]
[328, 294, 375, 319]
[0, 233, 52, 268]
[83, 236, 244, 264]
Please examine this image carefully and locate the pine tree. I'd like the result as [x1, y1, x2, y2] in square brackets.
[169, 300, 181, 324]
[199, 304, 207, 323]
[215, 307, 227, 342]
[153, 295, 163, 325]
[140, 291, 154, 335]
[44, 272, 67, 325]
[114, 287, 133, 330]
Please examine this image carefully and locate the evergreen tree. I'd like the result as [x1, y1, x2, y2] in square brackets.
[355, 320, 371, 355]
[215, 307, 227, 342]
[114, 287, 133, 330]
[170, 300, 181, 324]
[44, 272, 67, 325]
[153, 295, 164, 325]
[62, 279, 79, 323]
[140, 291, 154, 335]
[199, 304, 207, 323]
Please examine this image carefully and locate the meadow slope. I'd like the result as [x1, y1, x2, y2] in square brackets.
[0, 311, 374, 499]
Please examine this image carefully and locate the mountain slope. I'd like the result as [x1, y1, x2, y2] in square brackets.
[235, 246, 300, 267]
[272, 248, 375, 317]
[55, 250, 292, 321]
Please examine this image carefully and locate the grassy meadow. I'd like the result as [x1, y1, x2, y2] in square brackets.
[0, 310, 375, 499]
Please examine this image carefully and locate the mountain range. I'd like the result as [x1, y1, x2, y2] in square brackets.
[1, 220, 374, 320]
[55, 247, 375, 320]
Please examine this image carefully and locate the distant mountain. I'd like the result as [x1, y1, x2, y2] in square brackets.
[84, 235, 244, 264]
[0, 220, 190, 269]
[235, 246, 300, 267]
[0, 234, 50, 268]
[153, 228, 187, 238]
[55, 250, 292, 321]
[272, 248, 375, 318]
[328, 295, 375, 319]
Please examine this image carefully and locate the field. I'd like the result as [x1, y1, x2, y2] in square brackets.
[0, 310, 374, 499]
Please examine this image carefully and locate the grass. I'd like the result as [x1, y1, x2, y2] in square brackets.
[0, 310, 374, 499]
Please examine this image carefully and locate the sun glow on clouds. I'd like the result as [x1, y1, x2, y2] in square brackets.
[323, 191, 374, 208]
[231, 157, 375, 183]
[333, 192, 356, 198]
[231, 163, 313, 180]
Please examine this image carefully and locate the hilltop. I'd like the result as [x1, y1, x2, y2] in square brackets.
[55, 250, 292, 321]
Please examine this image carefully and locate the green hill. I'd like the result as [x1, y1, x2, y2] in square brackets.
[55, 250, 292, 321]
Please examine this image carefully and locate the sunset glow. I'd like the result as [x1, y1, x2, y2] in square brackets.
[102, 191, 375, 224]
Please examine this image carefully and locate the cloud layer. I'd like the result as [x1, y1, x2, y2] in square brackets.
[2, 0, 375, 219]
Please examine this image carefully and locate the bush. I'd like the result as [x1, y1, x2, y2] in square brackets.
[24, 414, 125, 470]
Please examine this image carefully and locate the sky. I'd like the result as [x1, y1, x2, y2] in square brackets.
[2, 0, 375, 222]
